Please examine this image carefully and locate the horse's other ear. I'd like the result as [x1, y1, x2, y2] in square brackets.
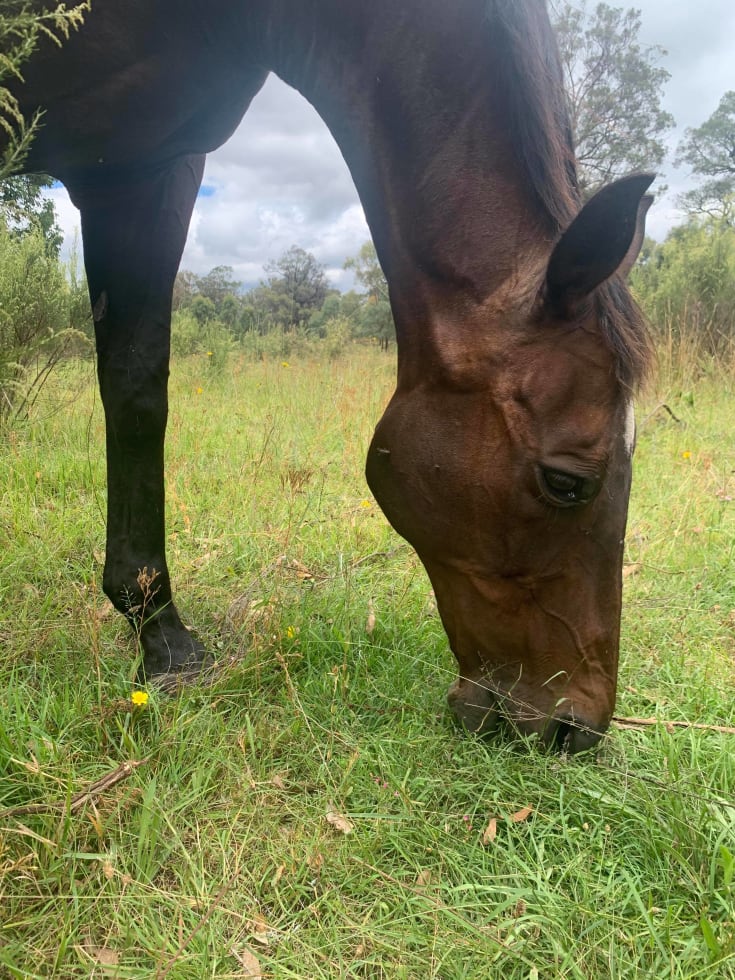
[543, 173, 655, 317]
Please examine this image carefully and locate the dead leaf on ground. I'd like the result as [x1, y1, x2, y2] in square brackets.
[231, 945, 263, 977]
[245, 914, 272, 947]
[275, 555, 314, 580]
[94, 602, 114, 621]
[326, 809, 354, 834]
[308, 851, 324, 872]
[482, 817, 498, 845]
[623, 562, 642, 579]
[76, 945, 119, 967]
[366, 600, 376, 635]
[415, 868, 433, 887]
[510, 806, 533, 824]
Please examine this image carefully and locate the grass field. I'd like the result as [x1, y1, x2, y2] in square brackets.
[1, 346, 734, 978]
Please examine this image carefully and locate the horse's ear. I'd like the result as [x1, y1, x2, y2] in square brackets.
[617, 193, 654, 279]
[543, 173, 655, 317]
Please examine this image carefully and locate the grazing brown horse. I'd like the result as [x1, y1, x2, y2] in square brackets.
[6, 0, 654, 752]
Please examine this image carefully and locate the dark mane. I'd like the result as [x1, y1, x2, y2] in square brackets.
[596, 278, 653, 390]
[486, 0, 579, 232]
[487, 0, 653, 388]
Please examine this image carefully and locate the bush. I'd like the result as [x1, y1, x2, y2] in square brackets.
[239, 326, 314, 362]
[631, 212, 735, 360]
[323, 315, 353, 359]
[170, 310, 234, 377]
[0, 223, 90, 423]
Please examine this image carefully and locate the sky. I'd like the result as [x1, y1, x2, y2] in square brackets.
[47, 0, 735, 292]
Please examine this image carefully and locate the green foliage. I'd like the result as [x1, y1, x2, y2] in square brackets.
[256, 245, 331, 331]
[0, 172, 63, 255]
[630, 211, 735, 357]
[676, 91, 735, 218]
[552, 1, 674, 193]
[307, 291, 342, 336]
[190, 293, 215, 327]
[171, 242, 397, 361]
[322, 315, 353, 359]
[170, 309, 233, 374]
[193, 263, 241, 307]
[0, 221, 89, 423]
[343, 241, 395, 346]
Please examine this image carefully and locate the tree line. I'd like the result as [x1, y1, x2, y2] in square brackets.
[169, 242, 395, 358]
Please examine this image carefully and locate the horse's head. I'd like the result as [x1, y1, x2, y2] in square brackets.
[367, 175, 653, 752]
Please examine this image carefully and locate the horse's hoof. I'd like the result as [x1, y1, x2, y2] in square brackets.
[138, 625, 210, 691]
[146, 659, 213, 694]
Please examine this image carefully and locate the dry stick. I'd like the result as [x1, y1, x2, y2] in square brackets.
[640, 402, 684, 427]
[613, 715, 735, 736]
[0, 759, 146, 820]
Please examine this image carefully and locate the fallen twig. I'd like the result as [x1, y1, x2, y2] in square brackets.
[640, 402, 683, 427]
[0, 759, 146, 819]
[613, 715, 735, 735]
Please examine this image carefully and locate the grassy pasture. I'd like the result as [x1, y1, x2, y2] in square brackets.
[1, 346, 734, 978]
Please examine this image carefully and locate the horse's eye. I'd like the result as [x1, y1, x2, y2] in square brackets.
[539, 468, 597, 506]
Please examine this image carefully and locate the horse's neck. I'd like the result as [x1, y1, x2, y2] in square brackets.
[261, 0, 551, 345]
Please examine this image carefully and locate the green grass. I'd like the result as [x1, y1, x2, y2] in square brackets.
[1, 347, 734, 978]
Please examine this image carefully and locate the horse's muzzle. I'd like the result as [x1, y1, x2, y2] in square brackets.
[447, 677, 606, 753]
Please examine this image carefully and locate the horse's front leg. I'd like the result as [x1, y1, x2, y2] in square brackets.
[70, 155, 206, 679]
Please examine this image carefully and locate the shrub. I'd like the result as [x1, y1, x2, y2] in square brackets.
[239, 326, 314, 361]
[170, 310, 233, 375]
[0, 223, 89, 423]
[323, 315, 353, 359]
[631, 212, 735, 361]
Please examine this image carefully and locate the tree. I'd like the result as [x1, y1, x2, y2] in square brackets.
[261, 245, 329, 330]
[0, 222, 90, 421]
[344, 241, 395, 348]
[676, 92, 735, 219]
[1, 173, 63, 255]
[551, 1, 674, 194]
[190, 294, 215, 327]
[629, 213, 735, 356]
[195, 264, 241, 309]
[219, 293, 241, 332]
[172, 269, 198, 310]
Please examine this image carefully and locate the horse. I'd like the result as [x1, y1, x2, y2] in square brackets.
[5, 0, 654, 752]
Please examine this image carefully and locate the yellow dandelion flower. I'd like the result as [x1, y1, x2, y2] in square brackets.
[682, 451, 691, 459]
[360, 499, 372, 508]
[207, 351, 213, 357]
[281, 361, 290, 368]
[131, 690, 149, 706]
[286, 626, 296, 639]
[196, 386, 203, 395]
